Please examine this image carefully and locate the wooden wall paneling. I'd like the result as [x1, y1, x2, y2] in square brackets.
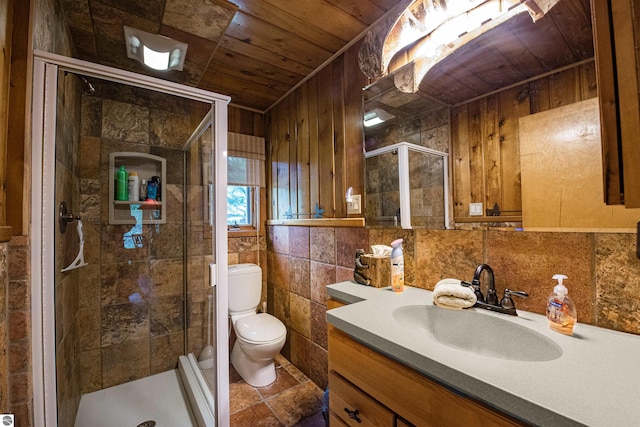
[483, 94, 502, 211]
[317, 65, 335, 217]
[590, 0, 622, 205]
[6, 0, 30, 235]
[497, 86, 527, 214]
[611, 0, 640, 208]
[275, 101, 290, 219]
[0, 0, 13, 227]
[308, 74, 320, 213]
[467, 100, 486, 207]
[548, 67, 579, 109]
[528, 77, 550, 114]
[288, 93, 298, 217]
[267, 112, 276, 219]
[343, 42, 366, 216]
[579, 61, 598, 100]
[228, 106, 249, 134]
[296, 84, 310, 218]
[451, 105, 471, 218]
[332, 55, 346, 218]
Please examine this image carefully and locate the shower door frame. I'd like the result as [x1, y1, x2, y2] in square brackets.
[30, 50, 231, 427]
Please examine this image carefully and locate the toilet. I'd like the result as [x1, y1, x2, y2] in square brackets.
[228, 263, 286, 387]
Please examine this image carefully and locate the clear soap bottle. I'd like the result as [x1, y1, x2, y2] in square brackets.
[390, 238, 404, 292]
[546, 274, 577, 335]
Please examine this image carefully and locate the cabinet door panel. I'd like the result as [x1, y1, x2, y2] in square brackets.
[329, 371, 395, 426]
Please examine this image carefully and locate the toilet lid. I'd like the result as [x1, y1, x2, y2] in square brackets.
[235, 313, 286, 343]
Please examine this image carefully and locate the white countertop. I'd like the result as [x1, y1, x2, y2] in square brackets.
[326, 281, 640, 427]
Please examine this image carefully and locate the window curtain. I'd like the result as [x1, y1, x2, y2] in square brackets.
[227, 132, 266, 187]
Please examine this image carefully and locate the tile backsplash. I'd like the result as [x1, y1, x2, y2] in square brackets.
[267, 225, 640, 390]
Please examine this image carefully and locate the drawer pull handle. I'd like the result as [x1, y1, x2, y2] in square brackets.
[344, 408, 362, 423]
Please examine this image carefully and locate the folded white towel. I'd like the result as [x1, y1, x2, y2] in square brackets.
[432, 278, 477, 310]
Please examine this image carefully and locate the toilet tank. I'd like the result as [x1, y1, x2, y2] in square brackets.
[228, 263, 263, 315]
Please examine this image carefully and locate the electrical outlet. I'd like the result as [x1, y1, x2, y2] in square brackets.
[469, 202, 483, 216]
[347, 194, 361, 214]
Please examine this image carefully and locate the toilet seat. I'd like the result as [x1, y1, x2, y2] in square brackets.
[234, 313, 286, 344]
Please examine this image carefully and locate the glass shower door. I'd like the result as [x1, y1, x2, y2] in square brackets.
[183, 107, 229, 426]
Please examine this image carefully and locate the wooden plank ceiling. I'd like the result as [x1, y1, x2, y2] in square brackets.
[59, 0, 400, 112]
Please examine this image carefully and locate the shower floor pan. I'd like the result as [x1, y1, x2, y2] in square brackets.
[74, 369, 195, 427]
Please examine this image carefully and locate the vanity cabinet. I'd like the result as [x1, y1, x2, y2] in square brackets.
[328, 299, 526, 426]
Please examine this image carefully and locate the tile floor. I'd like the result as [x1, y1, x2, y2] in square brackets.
[229, 354, 326, 427]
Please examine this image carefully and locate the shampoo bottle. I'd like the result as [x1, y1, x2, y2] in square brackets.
[546, 274, 577, 335]
[128, 171, 139, 201]
[115, 166, 128, 201]
[390, 238, 404, 292]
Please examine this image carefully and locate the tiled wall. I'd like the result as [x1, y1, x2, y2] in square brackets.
[75, 81, 199, 398]
[266, 225, 640, 389]
[54, 70, 83, 427]
[266, 226, 369, 389]
[5, 237, 32, 423]
[364, 108, 449, 228]
[0, 242, 7, 413]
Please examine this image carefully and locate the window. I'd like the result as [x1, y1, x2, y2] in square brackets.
[227, 185, 254, 227]
[226, 132, 265, 231]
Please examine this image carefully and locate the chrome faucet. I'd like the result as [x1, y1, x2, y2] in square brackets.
[462, 264, 529, 316]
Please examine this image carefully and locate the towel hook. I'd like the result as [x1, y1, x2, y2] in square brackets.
[59, 201, 81, 233]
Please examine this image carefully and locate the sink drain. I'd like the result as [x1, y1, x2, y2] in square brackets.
[136, 422, 156, 427]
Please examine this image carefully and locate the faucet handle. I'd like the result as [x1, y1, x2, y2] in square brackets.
[500, 289, 529, 310]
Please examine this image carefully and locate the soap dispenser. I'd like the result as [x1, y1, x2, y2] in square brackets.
[546, 274, 577, 336]
[390, 238, 404, 293]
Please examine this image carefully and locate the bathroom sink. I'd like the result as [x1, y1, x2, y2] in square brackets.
[392, 305, 562, 362]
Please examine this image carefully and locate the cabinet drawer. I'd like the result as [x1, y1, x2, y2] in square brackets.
[329, 411, 349, 427]
[329, 371, 395, 426]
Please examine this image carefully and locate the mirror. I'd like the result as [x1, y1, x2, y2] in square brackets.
[361, 0, 618, 231]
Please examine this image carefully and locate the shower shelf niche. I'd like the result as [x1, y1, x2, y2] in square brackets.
[109, 152, 167, 225]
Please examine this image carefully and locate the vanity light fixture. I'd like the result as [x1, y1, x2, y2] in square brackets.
[124, 26, 188, 71]
[364, 108, 395, 127]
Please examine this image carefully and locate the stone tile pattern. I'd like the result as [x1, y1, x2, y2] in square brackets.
[229, 354, 324, 426]
[75, 79, 199, 402]
[365, 108, 449, 228]
[54, 67, 84, 427]
[267, 225, 640, 392]
[267, 226, 369, 389]
[0, 242, 7, 414]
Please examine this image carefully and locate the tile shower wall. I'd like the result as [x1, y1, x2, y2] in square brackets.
[364, 108, 449, 228]
[267, 226, 640, 390]
[76, 81, 193, 397]
[54, 70, 83, 427]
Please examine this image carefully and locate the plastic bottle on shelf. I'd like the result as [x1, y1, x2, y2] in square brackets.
[140, 179, 147, 201]
[151, 176, 161, 201]
[115, 166, 128, 201]
[147, 180, 158, 200]
[128, 171, 139, 201]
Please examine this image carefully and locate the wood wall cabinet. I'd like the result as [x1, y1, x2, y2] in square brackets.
[591, 0, 640, 208]
[328, 324, 526, 426]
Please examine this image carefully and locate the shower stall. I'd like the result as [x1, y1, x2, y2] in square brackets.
[31, 51, 230, 426]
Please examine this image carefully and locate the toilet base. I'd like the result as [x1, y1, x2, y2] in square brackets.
[230, 342, 277, 388]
